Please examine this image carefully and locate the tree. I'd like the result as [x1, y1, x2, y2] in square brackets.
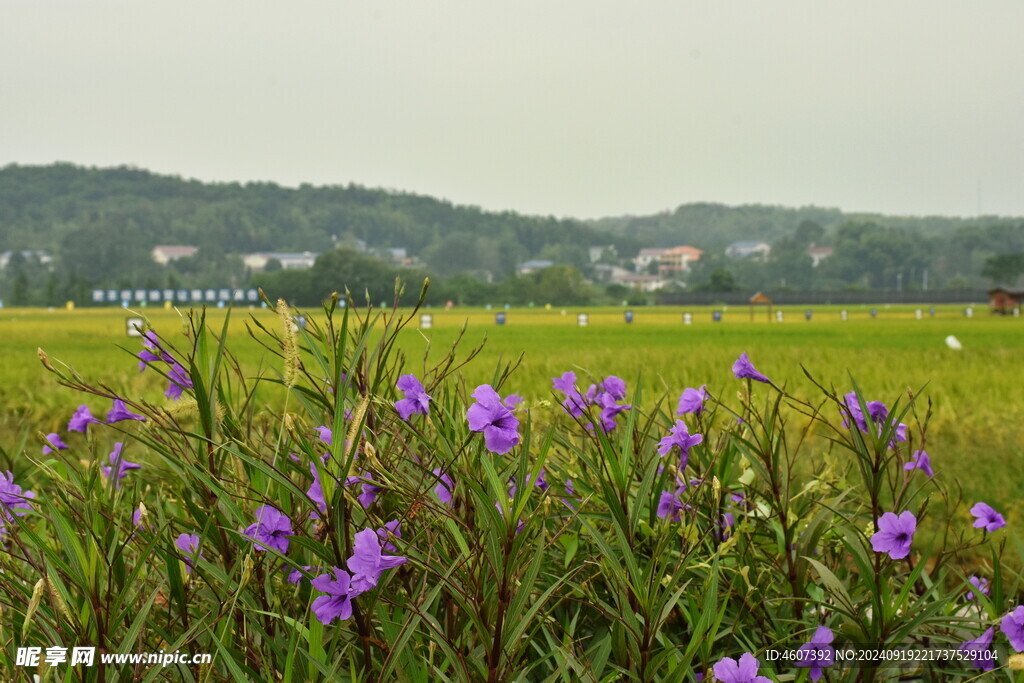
[981, 253, 1024, 285]
[693, 268, 737, 292]
[794, 220, 824, 246]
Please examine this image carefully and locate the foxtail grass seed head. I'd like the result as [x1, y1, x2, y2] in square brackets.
[1009, 654, 1024, 670]
[278, 299, 300, 387]
[47, 577, 73, 623]
[23, 578, 46, 638]
[240, 554, 254, 588]
[164, 397, 199, 421]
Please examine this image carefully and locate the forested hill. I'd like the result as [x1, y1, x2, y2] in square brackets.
[0, 163, 634, 277]
[4, 163, 1016, 267]
[588, 204, 1016, 251]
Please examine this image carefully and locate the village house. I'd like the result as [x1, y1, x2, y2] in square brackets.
[807, 243, 834, 267]
[615, 274, 666, 293]
[633, 248, 667, 272]
[658, 246, 703, 275]
[725, 241, 771, 260]
[588, 245, 618, 263]
[0, 249, 52, 269]
[150, 245, 198, 265]
[243, 252, 319, 272]
[516, 260, 554, 275]
[370, 247, 413, 266]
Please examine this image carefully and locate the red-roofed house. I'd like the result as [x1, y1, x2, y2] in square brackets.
[659, 246, 703, 274]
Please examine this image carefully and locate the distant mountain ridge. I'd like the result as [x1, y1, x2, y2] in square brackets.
[2, 163, 1017, 262]
[586, 203, 1019, 251]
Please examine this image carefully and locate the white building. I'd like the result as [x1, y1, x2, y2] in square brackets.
[588, 245, 618, 263]
[615, 274, 667, 292]
[151, 245, 198, 265]
[633, 248, 667, 272]
[243, 252, 319, 272]
[807, 243, 834, 267]
[725, 241, 771, 260]
[517, 260, 554, 275]
[0, 250, 52, 269]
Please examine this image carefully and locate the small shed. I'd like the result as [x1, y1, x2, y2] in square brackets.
[749, 291, 773, 322]
[988, 287, 1024, 314]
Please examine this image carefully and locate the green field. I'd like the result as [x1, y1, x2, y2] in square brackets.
[2, 301, 1021, 531]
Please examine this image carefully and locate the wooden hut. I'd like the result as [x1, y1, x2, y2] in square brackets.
[749, 291, 773, 322]
[988, 287, 1023, 314]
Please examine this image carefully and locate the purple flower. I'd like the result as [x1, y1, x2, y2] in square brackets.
[106, 399, 145, 424]
[307, 462, 327, 518]
[243, 505, 293, 554]
[966, 575, 990, 601]
[101, 443, 141, 488]
[677, 385, 708, 415]
[795, 626, 834, 681]
[494, 498, 526, 535]
[712, 652, 771, 683]
[552, 371, 588, 417]
[138, 331, 165, 371]
[970, 502, 1006, 532]
[731, 353, 771, 384]
[601, 376, 627, 401]
[357, 474, 383, 509]
[551, 371, 577, 394]
[165, 362, 193, 400]
[870, 511, 917, 560]
[503, 394, 524, 410]
[904, 450, 933, 477]
[656, 420, 703, 469]
[347, 527, 408, 593]
[395, 374, 431, 420]
[432, 468, 454, 506]
[959, 627, 995, 671]
[1002, 605, 1024, 652]
[314, 426, 332, 446]
[657, 485, 687, 521]
[842, 393, 907, 446]
[563, 478, 579, 511]
[287, 565, 314, 584]
[375, 520, 401, 553]
[174, 533, 203, 573]
[41, 433, 68, 455]
[132, 506, 146, 528]
[139, 332, 192, 399]
[718, 512, 735, 541]
[0, 471, 35, 528]
[509, 469, 548, 497]
[466, 384, 521, 455]
[68, 405, 100, 434]
[595, 391, 632, 432]
[311, 567, 357, 623]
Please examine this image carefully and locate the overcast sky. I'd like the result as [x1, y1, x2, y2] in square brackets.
[2, 1, 1023, 219]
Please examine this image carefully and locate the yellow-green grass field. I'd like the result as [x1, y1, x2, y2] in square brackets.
[2, 301, 1022, 544]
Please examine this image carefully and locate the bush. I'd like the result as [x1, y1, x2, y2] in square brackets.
[4, 281, 1022, 681]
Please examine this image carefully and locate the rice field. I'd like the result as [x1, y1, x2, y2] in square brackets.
[2, 301, 1022, 532]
